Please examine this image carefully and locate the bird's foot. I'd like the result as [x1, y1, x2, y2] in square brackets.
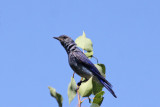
[77, 81, 82, 86]
[77, 79, 88, 86]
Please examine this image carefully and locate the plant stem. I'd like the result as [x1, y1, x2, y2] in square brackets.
[81, 97, 94, 103]
[93, 56, 99, 64]
[77, 86, 81, 107]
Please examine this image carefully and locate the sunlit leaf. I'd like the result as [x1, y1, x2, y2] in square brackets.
[94, 64, 106, 78]
[75, 31, 93, 52]
[85, 51, 93, 59]
[48, 87, 63, 107]
[68, 77, 77, 104]
[79, 77, 93, 97]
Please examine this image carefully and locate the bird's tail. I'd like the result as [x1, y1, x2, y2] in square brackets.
[98, 78, 117, 98]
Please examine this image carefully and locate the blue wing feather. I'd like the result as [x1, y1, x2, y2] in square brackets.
[73, 51, 117, 98]
[73, 51, 112, 87]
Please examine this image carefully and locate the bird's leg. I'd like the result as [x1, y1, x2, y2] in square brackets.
[72, 72, 75, 78]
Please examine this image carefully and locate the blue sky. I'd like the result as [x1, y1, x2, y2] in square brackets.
[0, 0, 160, 107]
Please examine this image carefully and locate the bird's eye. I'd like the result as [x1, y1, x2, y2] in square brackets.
[63, 36, 67, 39]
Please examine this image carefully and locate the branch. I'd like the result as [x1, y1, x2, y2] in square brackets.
[81, 97, 94, 103]
[77, 86, 81, 107]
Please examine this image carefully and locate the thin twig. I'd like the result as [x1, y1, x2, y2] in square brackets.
[77, 77, 83, 107]
[77, 86, 81, 107]
[93, 55, 99, 64]
[81, 97, 94, 103]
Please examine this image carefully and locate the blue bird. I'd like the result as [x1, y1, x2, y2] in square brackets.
[54, 35, 117, 98]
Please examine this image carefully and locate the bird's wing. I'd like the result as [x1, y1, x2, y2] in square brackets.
[73, 51, 112, 88]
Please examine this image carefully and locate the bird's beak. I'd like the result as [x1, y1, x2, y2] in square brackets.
[53, 37, 60, 40]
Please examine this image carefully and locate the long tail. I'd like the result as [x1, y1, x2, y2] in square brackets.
[98, 78, 117, 98]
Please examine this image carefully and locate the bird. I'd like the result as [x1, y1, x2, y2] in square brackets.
[53, 35, 117, 98]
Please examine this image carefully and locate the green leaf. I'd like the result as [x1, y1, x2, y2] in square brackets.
[85, 51, 93, 59]
[92, 64, 106, 95]
[68, 77, 77, 104]
[94, 64, 106, 78]
[75, 31, 93, 52]
[48, 87, 63, 107]
[79, 77, 93, 97]
[90, 103, 100, 107]
[92, 81, 103, 95]
[93, 91, 105, 106]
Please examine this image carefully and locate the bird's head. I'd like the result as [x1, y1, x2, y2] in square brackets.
[53, 35, 75, 47]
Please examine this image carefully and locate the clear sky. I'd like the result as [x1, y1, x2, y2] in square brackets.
[0, 0, 160, 107]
